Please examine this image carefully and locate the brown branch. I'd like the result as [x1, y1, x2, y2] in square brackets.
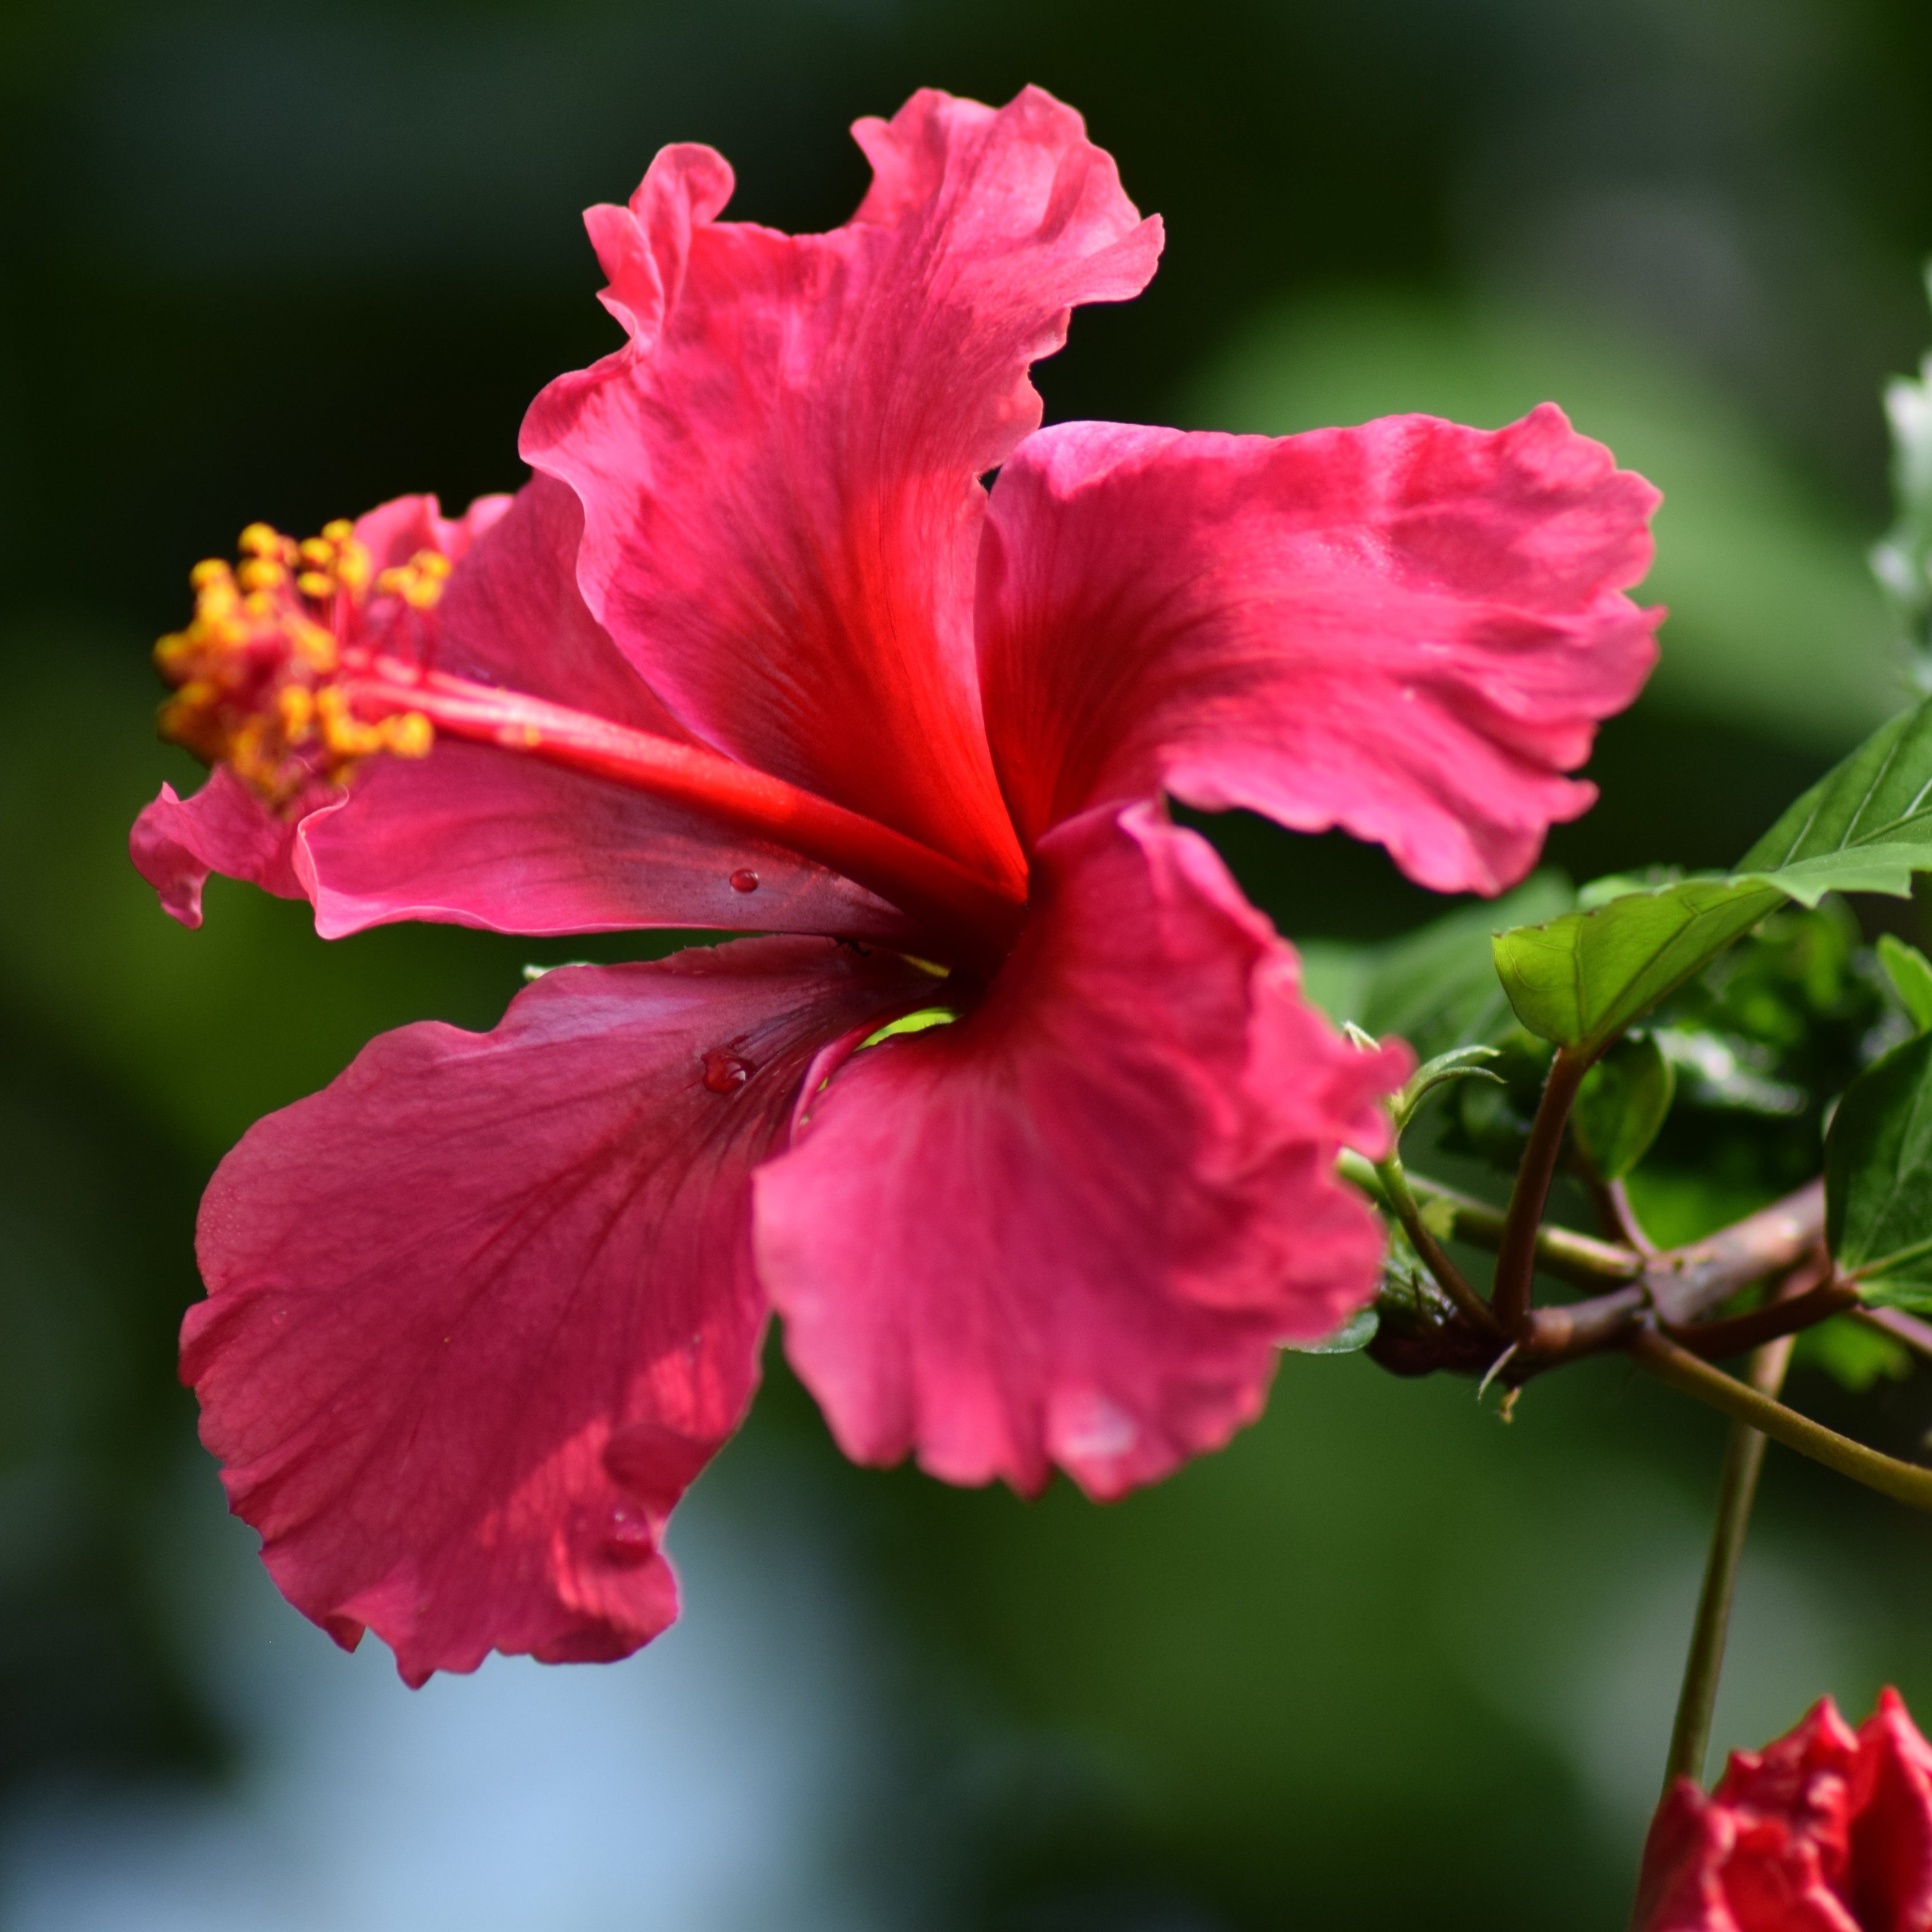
[1645, 1181, 1827, 1327]
[1366, 1181, 1832, 1386]
[1594, 1176, 1658, 1254]
[1519, 1285, 1649, 1364]
[1662, 1277, 1855, 1361]
[1492, 1047, 1592, 1333]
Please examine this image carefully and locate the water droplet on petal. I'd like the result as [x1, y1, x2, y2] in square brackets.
[729, 868, 760, 893]
[602, 1504, 658, 1568]
[702, 1049, 754, 1094]
[1056, 1392, 1139, 1461]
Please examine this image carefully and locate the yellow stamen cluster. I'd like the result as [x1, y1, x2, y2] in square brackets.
[377, 547, 453, 610]
[154, 520, 436, 808]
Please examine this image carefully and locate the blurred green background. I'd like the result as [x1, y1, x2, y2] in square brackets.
[6, 1, 1932, 1926]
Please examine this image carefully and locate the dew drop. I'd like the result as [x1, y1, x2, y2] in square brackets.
[728, 868, 760, 893]
[1056, 1392, 1139, 1460]
[702, 1049, 754, 1094]
[602, 1504, 657, 1568]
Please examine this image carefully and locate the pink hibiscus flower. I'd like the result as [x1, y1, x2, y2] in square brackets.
[1635, 1690, 1932, 1930]
[131, 85, 1661, 1684]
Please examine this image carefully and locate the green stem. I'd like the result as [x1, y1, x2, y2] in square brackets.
[1629, 1326, 1932, 1512]
[1372, 1154, 1499, 1336]
[1661, 1338, 1793, 1795]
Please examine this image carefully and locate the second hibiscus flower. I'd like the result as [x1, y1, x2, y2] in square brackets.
[132, 84, 1661, 1684]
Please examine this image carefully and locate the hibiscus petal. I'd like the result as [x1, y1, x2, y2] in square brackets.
[752, 800, 1410, 1500]
[977, 410, 1662, 894]
[1847, 1690, 1932, 1932]
[293, 744, 918, 942]
[1633, 1784, 1743, 1932]
[519, 86, 1163, 890]
[354, 487, 513, 580]
[132, 478, 917, 943]
[183, 939, 929, 1683]
[131, 767, 309, 929]
[417, 475, 688, 738]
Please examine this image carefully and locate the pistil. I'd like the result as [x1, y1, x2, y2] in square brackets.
[345, 655, 1025, 967]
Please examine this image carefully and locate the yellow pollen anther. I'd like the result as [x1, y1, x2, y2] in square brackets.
[316, 684, 384, 759]
[153, 516, 444, 807]
[289, 618, 337, 672]
[377, 548, 456, 611]
[382, 712, 434, 758]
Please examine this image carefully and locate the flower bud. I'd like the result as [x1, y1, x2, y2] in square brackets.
[1634, 1688, 1932, 1930]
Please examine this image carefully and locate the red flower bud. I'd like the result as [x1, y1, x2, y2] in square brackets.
[1635, 1689, 1932, 1930]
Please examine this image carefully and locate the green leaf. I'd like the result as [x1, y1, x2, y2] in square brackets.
[1286, 1306, 1380, 1355]
[1855, 1279, 1932, 1316]
[1826, 1030, 1932, 1294]
[1879, 934, 1932, 1032]
[1438, 1029, 1555, 1172]
[1492, 878, 1785, 1056]
[1739, 700, 1932, 874]
[1571, 1033, 1676, 1179]
[1390, 1045, 1502, 1130]
[1653, 1026, 1805, 1117]
[1494, 696, 1932, 1053]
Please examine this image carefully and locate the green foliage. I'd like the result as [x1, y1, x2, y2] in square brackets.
[1389, 1045, 1502, 1132]
[1635, 902, 1894, 1235]
[1493, 879, 1785, 1055]
[1736, 697, 1932, 879]
[1494, 697, 1932, 1053]
[1571, 1033, 1676, 1180]
[1879, 934, 1932, 1031]
[1438, 1029, 1556, 1171]
[1792, 1315, 1913, 1394]
[1299, 872, 1571, 1058]
[1871, 266, 1932, 683]
[1286, 1307, 1381, 1355]
[1826, 1031, 1932, 1305]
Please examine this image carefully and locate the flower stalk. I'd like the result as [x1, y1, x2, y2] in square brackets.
[1661, 1337, 1794, 1796]
[1370, 1152, 1499, 1336]
[1629, 1326, 1932, 1514]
